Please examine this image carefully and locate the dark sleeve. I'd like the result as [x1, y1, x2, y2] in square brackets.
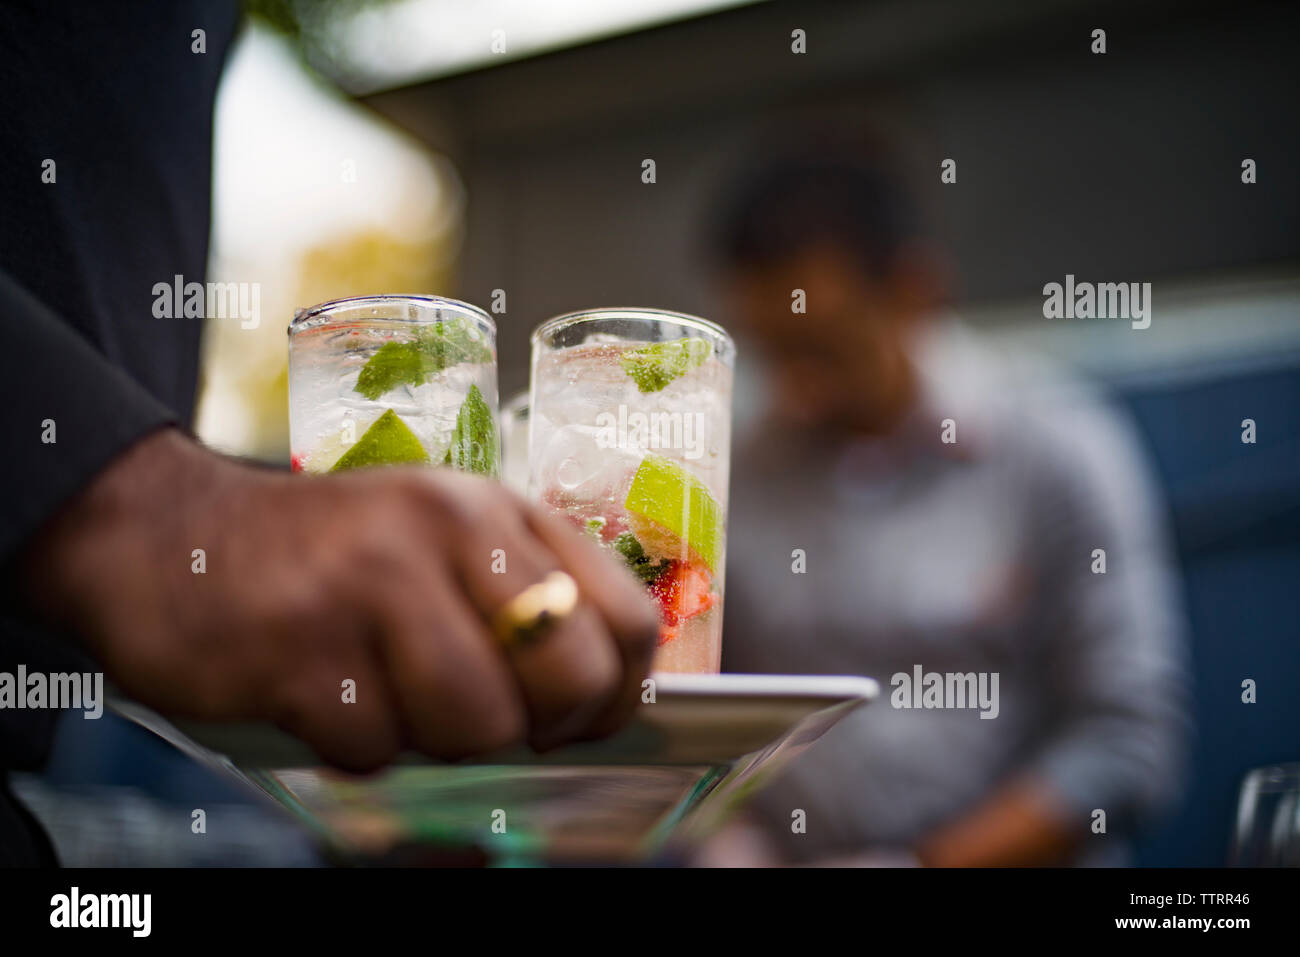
[0, 269, 178, 561]
[0, 2, 239, 561]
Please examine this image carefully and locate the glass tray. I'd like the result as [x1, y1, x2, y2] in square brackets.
[112, 673, 878, 863]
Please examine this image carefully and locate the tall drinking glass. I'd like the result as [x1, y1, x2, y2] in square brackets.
[529, 308, 735, 673]
[1231, 763, 1300, 866]
[288, 295, 498, 476]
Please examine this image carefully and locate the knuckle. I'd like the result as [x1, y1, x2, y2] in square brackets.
[271, 682, 401, 772]
[411, 470, 487, 529]
[456, 694, 526, 755]
[615, 602, 661, 660]
[476, 704, 527, 753]
[328, 511, 429, 592]
[267, 576, 334, 632]
[362, 471, 455, 536]
[554, 618, 623, 704]
[572, 656, 622, 706]
[408, 659, 527, 758]
[380, 479, 443, 532]
[629, 601, 661, 643]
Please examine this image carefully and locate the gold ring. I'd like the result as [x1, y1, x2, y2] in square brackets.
[491, 571, 579, 647]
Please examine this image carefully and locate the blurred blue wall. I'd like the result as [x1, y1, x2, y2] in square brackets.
[1112, 352, 1300, 865]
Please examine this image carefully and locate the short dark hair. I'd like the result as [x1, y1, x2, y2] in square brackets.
[712, 137, 920, 278]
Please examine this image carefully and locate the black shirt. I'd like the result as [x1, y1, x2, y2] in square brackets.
[0, 0, 240, 864]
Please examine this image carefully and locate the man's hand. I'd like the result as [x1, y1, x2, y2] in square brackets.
[914, 777, 1078, 867]
[22, 428, 659, 771]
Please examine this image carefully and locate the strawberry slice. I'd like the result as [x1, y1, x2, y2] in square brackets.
[290, 453, 305, 473]
[648, 559, 716, 645]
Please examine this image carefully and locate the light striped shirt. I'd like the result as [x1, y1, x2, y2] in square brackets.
[722, 323, 1190, 864]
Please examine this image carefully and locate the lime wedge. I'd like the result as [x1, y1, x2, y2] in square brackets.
[442, 383, 498, 476]
[329, 408, 430, 472]
[620, 338, 711, 393]
[624, 455, 722, 572]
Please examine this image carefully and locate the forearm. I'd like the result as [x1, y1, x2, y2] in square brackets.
[914, 777, 1078, 867]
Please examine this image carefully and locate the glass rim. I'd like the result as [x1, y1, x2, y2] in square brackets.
[288, 294, 496, 337]
[1241, 763, 1300, 790]
[530, 307, 734, 353]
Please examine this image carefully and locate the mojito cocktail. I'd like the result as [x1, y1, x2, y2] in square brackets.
[288, 296, 498, 476]
[529, 309, 734, 673]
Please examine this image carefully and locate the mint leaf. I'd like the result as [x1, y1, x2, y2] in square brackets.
[611, 531, 670, 583]
[417, 318, 493, 371]
[443, 383, 498, 476]
[353, 341, 424, 401]
[620, 337, 712, 393]
[354, 318, 493, 401]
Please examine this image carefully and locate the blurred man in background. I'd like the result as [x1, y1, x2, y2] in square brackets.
[708, 140, 1190, 866]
